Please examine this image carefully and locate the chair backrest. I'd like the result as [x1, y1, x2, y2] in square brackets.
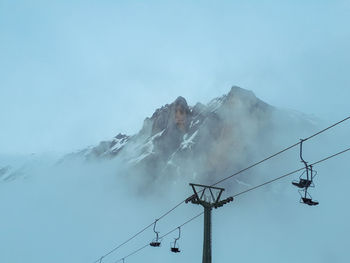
[300, 179, 311, 187]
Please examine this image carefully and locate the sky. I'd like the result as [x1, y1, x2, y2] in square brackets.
[1, 2, 350, 262]
[1, 0, 349, 155]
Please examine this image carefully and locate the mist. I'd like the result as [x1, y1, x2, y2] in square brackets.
[1, 106, 349, 262]
[1, 0, 350, 262]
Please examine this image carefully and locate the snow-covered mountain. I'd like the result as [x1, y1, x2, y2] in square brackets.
[61, 86, 317, 190]
[0, 153, 59, 183]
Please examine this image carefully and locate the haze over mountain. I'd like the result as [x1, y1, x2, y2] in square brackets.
[1, 86, 349, 263]
[2, 1, 350, 262]
[2, 86, 319, 190]
[55, 86, 317, 193]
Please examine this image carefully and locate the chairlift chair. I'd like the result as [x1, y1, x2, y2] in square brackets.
[292, 140, 319, 205]
[298, 189, 319, 206]
[150, 240, 161, 247]
[292, 140, 316, 189]
[292, 179, 312, 188]
[170, 227, 181, 253]
[301, 197, 319, 206]
[150, 220, 161, 247]
[171, 245, 180, 253]
[292, 170, 314, 188]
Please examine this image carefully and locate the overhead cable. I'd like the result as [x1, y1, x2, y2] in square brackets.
[233, 146, 350, 198]
[112, 146, 350, 262]
[114, 212, 203, 263]
[212, 116, 350, 187]
[92, 115, 349, 262]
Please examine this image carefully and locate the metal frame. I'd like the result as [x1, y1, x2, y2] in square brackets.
[150, 219, 161, 247]
[186, 183, 233, 263]
[292, 139, 319, 206]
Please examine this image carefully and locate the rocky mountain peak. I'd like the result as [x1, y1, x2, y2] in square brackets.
[227, 85, 255, 98]
[220, 86, 258, 107]
[148, 96, 191, 136]
[213, 86, 271, 117]
[67, 86, 317, 190]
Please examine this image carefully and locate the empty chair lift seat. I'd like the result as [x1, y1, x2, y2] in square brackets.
[292, 179, 312, 188]
[171, 247, 180, 253]
[150, 241, 161, 247]
[302, 197, 319, 206]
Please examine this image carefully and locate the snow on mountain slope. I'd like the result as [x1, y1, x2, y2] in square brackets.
[2, 86, 320, 193]
[62, 86, 317, 191]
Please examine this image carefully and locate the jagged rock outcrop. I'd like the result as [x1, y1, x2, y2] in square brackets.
[65, 86, 317, 189]
[75, 87, 267, 181]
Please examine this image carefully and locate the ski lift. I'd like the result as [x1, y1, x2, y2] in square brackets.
[292, 139, 319, 206]
[150, 219, 161, 247]
[170, 227, 181, 253]
[292, 139, 314, 188]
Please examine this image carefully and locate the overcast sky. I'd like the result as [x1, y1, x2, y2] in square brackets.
[1, 0, 349, 155]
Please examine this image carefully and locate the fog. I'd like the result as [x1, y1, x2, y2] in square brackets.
[1, 0, 350, 262]
[1, 115, 349, 263]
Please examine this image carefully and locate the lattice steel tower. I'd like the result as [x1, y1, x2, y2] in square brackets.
[186, 183, 234, 263]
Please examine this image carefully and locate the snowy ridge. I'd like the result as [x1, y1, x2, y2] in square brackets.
[128, 129, 165, 164]
[207, 96, 224, 113]
[180, 130, 198, 150]
[109, 135, 129, 154]
[189, 119, 200, 129]
[57, 86, 318, 184]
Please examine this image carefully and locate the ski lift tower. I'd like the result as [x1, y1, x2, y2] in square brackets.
[185, 183, 234, 263]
